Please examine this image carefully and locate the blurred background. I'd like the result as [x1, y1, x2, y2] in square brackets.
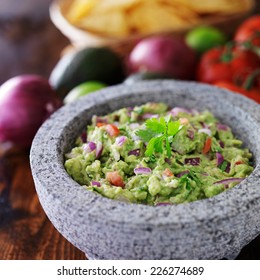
[0, 0, 259, 85]
[0, 0, 69, 85]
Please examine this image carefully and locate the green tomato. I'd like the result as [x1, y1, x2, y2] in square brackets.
[186, 26, 227, 54]
[64, 81, 106, 104]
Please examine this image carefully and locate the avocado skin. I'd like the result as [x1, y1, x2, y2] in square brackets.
[124, 72, 172, 85]
[49, 47, 125, 99]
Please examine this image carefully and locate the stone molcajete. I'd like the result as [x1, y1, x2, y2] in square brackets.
[30, 81, 260, 259]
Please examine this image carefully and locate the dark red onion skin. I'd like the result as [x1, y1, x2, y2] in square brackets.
[184, 157, 200, 166]
[0, 75, 62, 148]
[128, 36, 197, 80]
[128, 149, 141, 156]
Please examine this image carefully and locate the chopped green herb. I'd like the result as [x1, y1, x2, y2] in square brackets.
[220, 160, 228, 172]
[136, 117, 182, 158]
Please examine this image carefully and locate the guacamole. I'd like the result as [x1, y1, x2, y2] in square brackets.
[64, 102, 253, 205]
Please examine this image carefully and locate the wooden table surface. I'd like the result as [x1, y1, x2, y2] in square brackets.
[0, 1, 260, 260]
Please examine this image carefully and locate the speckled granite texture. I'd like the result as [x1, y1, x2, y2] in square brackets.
[30, 81, 260, 259]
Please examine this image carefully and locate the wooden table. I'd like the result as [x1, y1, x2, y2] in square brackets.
[0, 147, 85, 259]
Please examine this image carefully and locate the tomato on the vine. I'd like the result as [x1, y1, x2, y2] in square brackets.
[234, 15, 260, 48]
[196, 45, 260, 86]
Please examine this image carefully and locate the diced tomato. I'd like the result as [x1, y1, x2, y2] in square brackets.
[163, 168, 174, 177]
[235, 160, 244, 165]
[96, 122, 106, 127]
[105, 124, 120, 137]
[106, 171, 125, 187]
[202, 137, 212, 154]
[180, 118, 189, 125]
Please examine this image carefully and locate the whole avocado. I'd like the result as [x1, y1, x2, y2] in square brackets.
[49, 47, 125, 99]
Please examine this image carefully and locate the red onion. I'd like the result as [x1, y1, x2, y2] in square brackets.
[198, 128, 212, 136]
[80, 131, 87, 143]
[91, 181, 101, 187]
[219, 141, 225, 148]
[217, 123, 229, 131]
[128, 149, 141, 156]
[83, 142, 96, 153]
[0, 75, 61, 148]
[187, 129, 194, 140]
[142, 113, 159, 119]
[128, 36, 197, 79]
[170, 107, 191, 116]
[115, 136, 127, 146]
[214, 178, 244, 185]
[216, 152, 224, 166]
[200, 122, 210, 129]
[176, 170, 190, 177]
[184, 157, 200, 166]
[96, 141, 103, 158]
[134, 167, 151, 175]
[225, 162, 231, 173]
[164, 158, 172, 165]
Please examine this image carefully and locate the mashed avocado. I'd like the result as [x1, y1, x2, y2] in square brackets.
[64, 102, 253, 206]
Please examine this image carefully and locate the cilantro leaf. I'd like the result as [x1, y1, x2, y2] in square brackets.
[145, 118, 165, 133]
[136, 129, 158, 142]
[136, 115, 182, 158]
[168, 120, 182, 136]
[145, 137, 159, 156]
[154, 135, 164, 154]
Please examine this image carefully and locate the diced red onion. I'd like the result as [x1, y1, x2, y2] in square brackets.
[170, 107, 191, 116]
[142, 113, 159, 119]
[80, 132, 87, 143]
[184, 157, 200, 166]
[96, 141, 103, 158]
[225, 162, 231, 173]
[134, 167, 151, 175]
[213, 177, 244, 185]
[96, 116, 108, 124]
[216, 152, 224, 166]
[201, 172, 209, 176]
[187, 129, 194, 140]
[176, 170, 190, 177]
[200, 122, 210, 129]
[219, 141, 225, 148]
[92, 181, 101, 187]
[128, 149, 141, 156]
[198, 128, 212, 136]
[164, 158, 172, 164]
[115, 136, 127, 146]
[217, 123, 229, 131]
[129, 123, 140, 130]
[83, 142, 96, 153]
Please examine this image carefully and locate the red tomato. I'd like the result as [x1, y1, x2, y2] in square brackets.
[202, 137, 212, 154]
[197, 46, 260, 85]
[234, 15, 260, 47]
[214, 81, 260, 103]
[105, 124, 120, 137]
[106, 171, 125, 187]
[96, 122, 106, 127]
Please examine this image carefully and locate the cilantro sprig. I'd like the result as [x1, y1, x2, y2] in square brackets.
[136, 116, 182, 158]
